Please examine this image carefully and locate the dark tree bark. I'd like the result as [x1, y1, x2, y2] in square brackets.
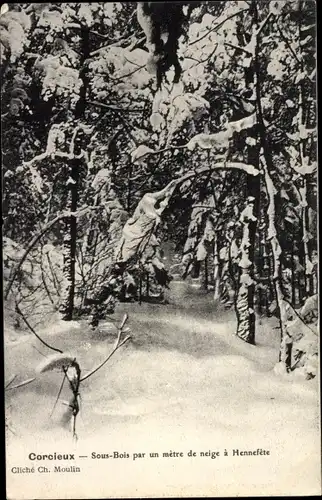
[251, 0, 294, 370]
[139, 271, 143, 305]
[59, 159, 79, 320]
[59, 25, 90, 320]
[291, 240, 296, 305]
[203, 255, 209, 290]
[235, 194, 258, 344]
[213, 233, 221, 301]
[235, 1, 260, 344]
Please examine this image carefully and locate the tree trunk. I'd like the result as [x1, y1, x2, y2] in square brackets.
[248, 0, 292, 369]
[257, 235, 263, 314]
[297, 5, 314, 300]
[59, 160, 79, 320]
[290, 241, 296, 305]
[262, 244, 270, 316]
[213, 235, 221, 301]
[301, 177, 313, 298]
[59, 25, 89, 320]
[235, 132, 260, 343]
[191, 259, 201, 279]
[235, 196, 257, 344]
[298, 224, 306, 305]
[203, 255, 208, 291]
[235, 1, 260, 343]
[261, 156, 292, 372]
[139, 272, 142, 305]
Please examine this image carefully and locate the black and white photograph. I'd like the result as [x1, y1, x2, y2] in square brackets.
[2, 1, 320, 498]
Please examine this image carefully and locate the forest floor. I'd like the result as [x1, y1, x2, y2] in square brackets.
[5, 280, 321, 498]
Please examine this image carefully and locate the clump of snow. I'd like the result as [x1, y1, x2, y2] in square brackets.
[115, 185, 174, 264]
[187, 113, 257, 151]
[0, 10, 31, 62]
[131, 144, 155, 163]
[0, 4, 9, 15]
[34, 56, 81, 104]
[92, 168, 111, 189]
[136, 2, 154, 53]
[36, 353, 77, 374]
[288, 295, 319, 379]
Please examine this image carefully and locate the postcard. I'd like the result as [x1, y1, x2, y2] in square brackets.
[3, 2, 320, 498]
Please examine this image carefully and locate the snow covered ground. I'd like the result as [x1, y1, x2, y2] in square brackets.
[5, 281, 321, 498]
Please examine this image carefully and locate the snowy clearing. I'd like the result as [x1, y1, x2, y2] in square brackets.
[5, 282, 321, 498]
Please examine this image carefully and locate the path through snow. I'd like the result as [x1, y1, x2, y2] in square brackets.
[5, 281, 321, 498]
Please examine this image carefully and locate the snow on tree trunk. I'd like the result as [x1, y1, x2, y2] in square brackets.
[235, 196, 257, 344]
[297, 83, 314, 298]
[59, 159, 78, 321]
[300, 177, 313, 297]
[261, 154, 293, 372]
[291, 240, 296, 305]
[59, 26, 89, 321]
[213, 233, 221, 302]
[234, 2, 261, 344]
[295, 8, 316, 299]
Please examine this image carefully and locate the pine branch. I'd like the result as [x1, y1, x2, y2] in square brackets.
[23, 123, 93, 168]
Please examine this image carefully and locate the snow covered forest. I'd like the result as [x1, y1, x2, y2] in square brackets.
[2, 1, 319, 454]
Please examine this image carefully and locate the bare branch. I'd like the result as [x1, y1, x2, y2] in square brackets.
[255, 12, 274, 36]
[189, 8, 249, 46]
[50, 372, 68, 418]
[15, 303, 63, 354]
[6, 377, 36, 391]
[80, 336, 131, 383]
[109, 63, 147, 83]
[88, 100, 142, 113]
[5, 375, 17, 390]
[81, 315, 131, 382]
[224, 41, 252, 55]
[23, 123, 93, 168]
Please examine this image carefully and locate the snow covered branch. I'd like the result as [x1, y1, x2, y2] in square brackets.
[116, 161, 259, 263]
[188, 8, 249, 46]
[187, 114, 257, 151]
[23, 123, 94, 168]
[131, 113, 257, 163]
